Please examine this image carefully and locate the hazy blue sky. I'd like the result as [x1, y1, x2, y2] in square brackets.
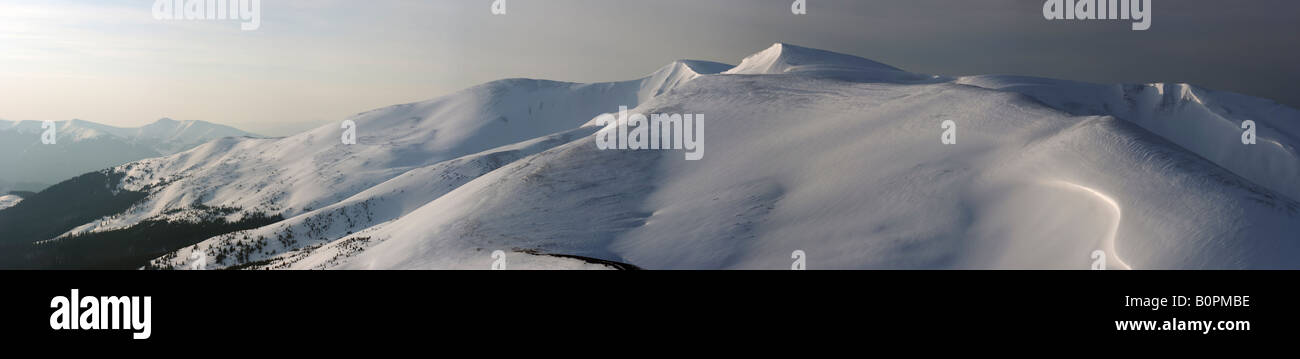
[2, 0, 1297, 136]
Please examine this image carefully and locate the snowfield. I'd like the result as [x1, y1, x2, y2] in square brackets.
[57, 43, 1296, 270]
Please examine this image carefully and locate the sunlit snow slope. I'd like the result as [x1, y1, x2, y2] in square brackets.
[71, 43, 1299, 270]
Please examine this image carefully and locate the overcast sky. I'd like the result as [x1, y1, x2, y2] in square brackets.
[2, 0, 1296, 136]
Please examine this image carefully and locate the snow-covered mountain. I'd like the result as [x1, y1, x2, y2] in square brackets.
[5, 43, 1297, 270]
[0, 194, 21, 211]
[0, 118, 261, 192]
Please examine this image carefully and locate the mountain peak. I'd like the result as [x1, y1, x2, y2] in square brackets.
[667, 59, 733, 75]
[721, 43, 943, 84]
[644, 59, 733, 81]
[141, 118, 181, 131]
[725, 42, 902, 75]
[634, 59, 734, 103]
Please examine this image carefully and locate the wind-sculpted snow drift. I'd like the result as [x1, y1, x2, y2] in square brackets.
[27, 43, 1299, 270]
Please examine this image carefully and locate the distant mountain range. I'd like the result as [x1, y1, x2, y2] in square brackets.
[0, 118, 261, 192]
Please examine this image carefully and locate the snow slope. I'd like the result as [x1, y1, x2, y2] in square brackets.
[957, 76, 1300, 201]
[95, 42, 1300, 270]
[0, 195, 20, 211]
[320, 75, 1298, 270]
[62, 59, 730, 242]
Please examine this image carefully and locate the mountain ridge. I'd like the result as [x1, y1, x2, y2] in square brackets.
[4, 43, 1296, 270]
